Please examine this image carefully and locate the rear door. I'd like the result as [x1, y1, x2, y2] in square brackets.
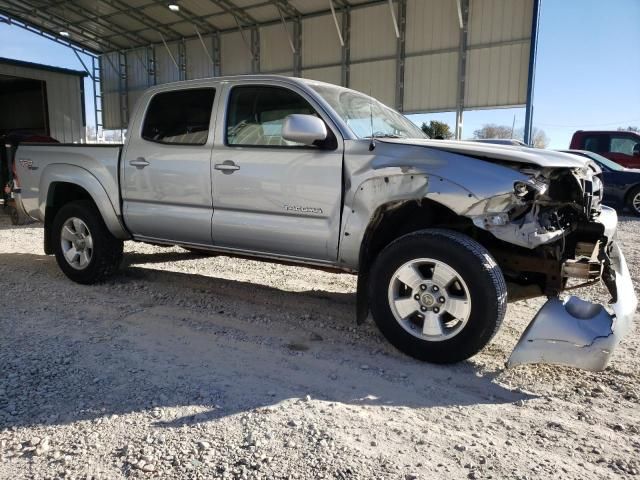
[210, 82, 343, 262]
[122, 86, 217, 245]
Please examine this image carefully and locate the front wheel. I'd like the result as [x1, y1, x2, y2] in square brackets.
[369, 229, 507, 363]
[52, 201, 123, 284]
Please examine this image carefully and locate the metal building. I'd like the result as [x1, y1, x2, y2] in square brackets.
[0, 0, 540, 141]
[0, 57, 86, 142]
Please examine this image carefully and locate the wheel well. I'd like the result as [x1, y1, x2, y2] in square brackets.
[44, 182, 94, 254]
[360, 199, 472, 270]
[355, 198, 474, 324]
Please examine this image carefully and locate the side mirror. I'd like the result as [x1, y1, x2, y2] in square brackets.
[282, 114, 327, 145]
[633, 144, 640, 157]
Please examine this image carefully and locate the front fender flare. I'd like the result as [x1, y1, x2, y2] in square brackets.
[338, 174, 477, 269]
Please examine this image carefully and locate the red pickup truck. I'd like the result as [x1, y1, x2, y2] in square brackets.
[570, 130, 640, 168]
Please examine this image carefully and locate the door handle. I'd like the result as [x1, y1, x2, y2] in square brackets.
[129, 157, 150, 169]
[214, 161, 240, 174]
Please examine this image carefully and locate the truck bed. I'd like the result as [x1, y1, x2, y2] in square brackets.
[14, 143, 123, 222]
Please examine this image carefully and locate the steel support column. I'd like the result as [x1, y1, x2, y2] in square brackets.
[117, 51, 129, 131]
[178, 38, 187, 80]
[340, 6, 351, 87]
[454, 0, 469, 140]
[92, 56, 103, 140]
[523, 0, 541, 146]
[293, 16, 302, 77]
[395, 0, 407, 111]
[251, 27, 260, 73]
[147, 45, 156, 86]
[213, 32, 222, 76]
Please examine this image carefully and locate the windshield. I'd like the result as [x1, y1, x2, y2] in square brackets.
[310, 84, 426, 139]
[564, 150, 626, 171]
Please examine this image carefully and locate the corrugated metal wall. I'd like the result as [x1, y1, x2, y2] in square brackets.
[100, 0, 534, 129]
[465, 0, 533, 109]
[0, 62, 85, 142]
[185, 37, 216, 79]
[301, 15, 342, 68]
[260, 23, 294, 73]
[101, 51, 123, 130]
[155, 41, 181, 84]
[221, 30, 253, 76]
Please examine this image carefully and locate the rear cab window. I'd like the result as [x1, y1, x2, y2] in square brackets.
[142, 88, 215, 145]
[583, 134, 609, 153]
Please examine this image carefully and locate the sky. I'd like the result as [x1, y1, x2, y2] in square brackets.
[0, 0, 639, 148]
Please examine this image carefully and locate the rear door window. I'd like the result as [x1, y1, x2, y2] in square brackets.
[142, 88, 215, 145]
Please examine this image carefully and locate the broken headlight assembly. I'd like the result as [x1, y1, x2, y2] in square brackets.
[514, 177, 548, 198]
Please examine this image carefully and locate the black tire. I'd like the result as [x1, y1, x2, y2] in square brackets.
[52, 200, 123, 284]
[369, 229, 507, 363]
[627, 186, 640, 216]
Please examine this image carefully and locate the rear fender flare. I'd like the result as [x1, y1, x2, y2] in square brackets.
[39, 164, 129, 240]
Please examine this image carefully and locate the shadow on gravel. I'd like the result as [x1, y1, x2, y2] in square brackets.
[0, 216, 41, 229]
[0, 252, 534, 431]
[123, 250, 211, 265]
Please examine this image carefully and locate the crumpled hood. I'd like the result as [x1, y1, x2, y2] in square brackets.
[380, 138, 593, 169]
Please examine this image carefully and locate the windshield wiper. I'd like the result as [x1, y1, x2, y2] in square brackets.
[365, 132, 403, 139]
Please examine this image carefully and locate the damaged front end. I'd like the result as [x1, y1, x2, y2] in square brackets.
[508, 240, 637, 371]
[468, 161, 637, 371]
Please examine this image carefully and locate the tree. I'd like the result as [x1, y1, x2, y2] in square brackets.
[421, 120, 454, 139]
[473, 123, 550, 148]
[618, 126, 639, 133]
[528, 127, 549, 148]
[472, 124, 513, 140]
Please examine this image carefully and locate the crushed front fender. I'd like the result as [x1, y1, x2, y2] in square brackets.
[508, 243, 637, 371]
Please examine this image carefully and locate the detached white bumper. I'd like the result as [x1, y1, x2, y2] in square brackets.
[508, 209, 637, 371]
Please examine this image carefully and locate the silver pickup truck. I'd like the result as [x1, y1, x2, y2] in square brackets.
[11, 75, 636, 370]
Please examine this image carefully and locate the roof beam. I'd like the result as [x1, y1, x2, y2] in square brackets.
[1, 0, 117, 51]
[75, 1, 157, 22]
[207, 0, 257, 26]
[98, 0, 184, 40]
[97, 0, 257, 43]
[269, 0, 301, 19]
[46, 0, 152, 48]
[149, 0, 221, 33]
[0, 9, 99, 55]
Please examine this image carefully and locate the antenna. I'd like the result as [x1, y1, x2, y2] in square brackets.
[368, 88, 376, 151]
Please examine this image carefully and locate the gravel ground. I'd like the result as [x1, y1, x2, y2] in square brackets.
[1, 212, 639, 480]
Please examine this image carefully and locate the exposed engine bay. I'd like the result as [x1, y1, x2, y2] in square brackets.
[464, 159, 615, 302]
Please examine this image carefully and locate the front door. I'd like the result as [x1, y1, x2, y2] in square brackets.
[122, 87, 217, 245]
[210, 83, 343, 262]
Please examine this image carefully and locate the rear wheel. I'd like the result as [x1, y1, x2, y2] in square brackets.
[52, 201, 123, 284]
[627, 186, 640, 216]
[369, 229, 507, 363]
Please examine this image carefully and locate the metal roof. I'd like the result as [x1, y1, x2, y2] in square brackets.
[0, 0, 540, 143]
[0, 0, 384, 54]
[0, 56, 87, 77]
